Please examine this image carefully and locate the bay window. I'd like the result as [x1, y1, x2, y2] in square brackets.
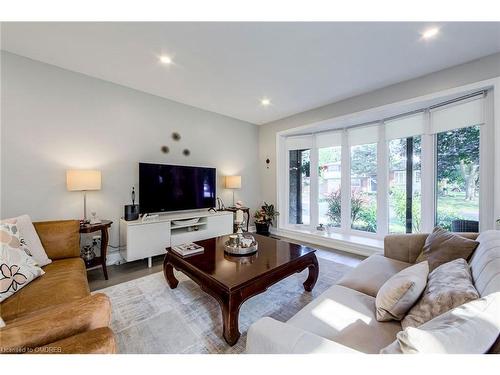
[286, 136, 312, 226]
[348, 125, 379, 233]
[385, 113, 424, 233]
[316, 131, 343, 227]
[279, 90, 491, 242]
[430, 96, 484, 230]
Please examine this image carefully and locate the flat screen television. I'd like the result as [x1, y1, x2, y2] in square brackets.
[139, 162, 216, 214]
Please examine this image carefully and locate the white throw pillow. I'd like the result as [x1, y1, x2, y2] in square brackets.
[0, 316, 5, 328]
[375, 261, 429, 321]
[3, 215, 51, 267]
[395, 292, 500, 354]
[0, 241, 45, 302]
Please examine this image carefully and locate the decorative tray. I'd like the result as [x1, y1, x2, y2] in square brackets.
[224, 234, 258, 256]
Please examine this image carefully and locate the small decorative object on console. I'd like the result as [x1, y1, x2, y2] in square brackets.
[124, 187, 140, 221]
[81, 244, 95, 262]
[141, 213, 159, 223]
[89, 211, 102, 224]
[224, 214, 258, 255]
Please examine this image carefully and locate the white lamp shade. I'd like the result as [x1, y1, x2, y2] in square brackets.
[225, 175, 241, 189]
[66, 170, 101, 191]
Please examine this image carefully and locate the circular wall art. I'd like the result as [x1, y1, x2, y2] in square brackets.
[172, 132, 181, 141]
[161, 145, 170, 154]
[183, 149, 190, 156]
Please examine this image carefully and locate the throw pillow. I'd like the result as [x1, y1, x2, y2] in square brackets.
[401, 258, 479, 329]
[396, 292, 500, 354]
[0, 242, 45, 302]
[375, 261, 429, 321]
[2, 215, 51, 267]
[416, 226, 479, 271]
[0, 316, 5, 328]
[0, 221, 33, 258]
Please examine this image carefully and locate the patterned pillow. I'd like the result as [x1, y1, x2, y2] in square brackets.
[0, 230, 45, 302]
[0, 221, 32, 257]
[401, 258, 479, 329]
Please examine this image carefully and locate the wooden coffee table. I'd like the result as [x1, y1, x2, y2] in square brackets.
[163, 234, 319, 346]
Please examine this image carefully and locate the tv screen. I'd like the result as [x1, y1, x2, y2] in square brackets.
[139, 163, 216, 213]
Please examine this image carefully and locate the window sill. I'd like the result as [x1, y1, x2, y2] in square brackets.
[273, 226, 384, 257]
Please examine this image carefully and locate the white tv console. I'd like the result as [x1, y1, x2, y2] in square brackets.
[119, 210, 233, 267]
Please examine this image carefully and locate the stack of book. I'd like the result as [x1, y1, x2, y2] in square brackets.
[171, 242, 204, 257]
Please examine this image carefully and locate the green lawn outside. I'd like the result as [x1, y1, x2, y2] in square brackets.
[389, 191, 479, 233]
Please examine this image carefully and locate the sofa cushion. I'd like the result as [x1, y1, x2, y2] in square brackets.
[396, 292, 500, 354]
[36, 327, 117, 354]
[469, 230, 500, 297]
[402, 258, 479, 329]
[287, 284, 402, 354]
[337, 254, 411, 297]
[375, 261, 429, 321]
[0, 293, 111, 352]
[0, 258, 89, 322]
[416, 227, 479, 272]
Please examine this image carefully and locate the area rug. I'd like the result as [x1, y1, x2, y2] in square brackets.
[96, 257, 352, 354]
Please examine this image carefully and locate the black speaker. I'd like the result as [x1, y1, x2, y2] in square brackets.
[124, 204, 139, 221]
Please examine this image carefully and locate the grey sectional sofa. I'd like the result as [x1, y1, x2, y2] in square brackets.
[246, 230, 500, 354]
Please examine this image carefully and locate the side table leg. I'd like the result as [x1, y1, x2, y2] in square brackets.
[101, 227, 109, 280]
[303, 254, 319, 292]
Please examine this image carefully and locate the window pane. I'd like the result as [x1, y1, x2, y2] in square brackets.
[436, 126, 480, 230]
[350, 143, 377, 232]
[388, 136, 422, 233]
[288, 149, 310, 225]
[318, 146, 341, 227]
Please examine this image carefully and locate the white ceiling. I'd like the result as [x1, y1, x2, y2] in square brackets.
[2, 22, 500, 125]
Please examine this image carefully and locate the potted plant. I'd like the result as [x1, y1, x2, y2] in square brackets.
[254, 202, 279, 235]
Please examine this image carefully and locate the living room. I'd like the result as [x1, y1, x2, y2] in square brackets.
[1, 0, 500, 372]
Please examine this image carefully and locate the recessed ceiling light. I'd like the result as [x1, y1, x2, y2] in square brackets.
[260, 98, 271, 106]
[422, 27, 440, 40]
[159, 55, 173, 64]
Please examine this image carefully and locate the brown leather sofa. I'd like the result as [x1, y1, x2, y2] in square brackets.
[0, 220, 116, 354]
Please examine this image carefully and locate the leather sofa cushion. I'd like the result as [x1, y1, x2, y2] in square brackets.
[337, 254, 411, 297]
[1, 258, 89, 322]
[1, 293, 111, 352]
[33, 220, 80, 260]
[287, 284, 402, 354]
[35, 327, 116, 354]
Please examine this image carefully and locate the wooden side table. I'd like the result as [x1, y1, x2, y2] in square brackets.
[80, 220, 112, 280]
[223, 207, 250, 232]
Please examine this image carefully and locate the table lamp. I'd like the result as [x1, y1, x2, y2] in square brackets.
[225, 175, 241, 207]
[66, 169, 101, 221]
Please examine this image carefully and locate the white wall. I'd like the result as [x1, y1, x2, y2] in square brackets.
[259, 52, 500, 222]
[1, 51, 260, 253]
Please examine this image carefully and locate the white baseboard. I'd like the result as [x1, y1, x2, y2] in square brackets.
[270, 227, 383, 258]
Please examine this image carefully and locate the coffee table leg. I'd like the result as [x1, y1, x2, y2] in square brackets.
[163, 262, 179, 289]
[221, 294, 241, 346]
[303, 254, 319, 292]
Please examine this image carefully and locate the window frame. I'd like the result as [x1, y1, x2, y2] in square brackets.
[276, 87, 495, 243]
